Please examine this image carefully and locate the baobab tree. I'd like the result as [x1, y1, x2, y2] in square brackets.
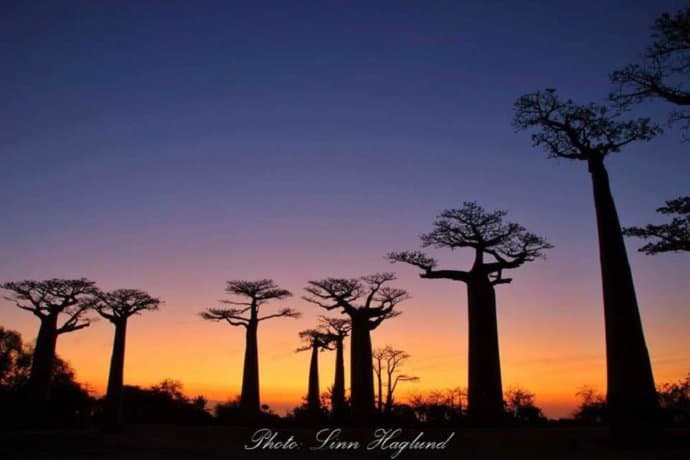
[610, 6, 689, 139]
[624, 196, 690, 254]
[1, 278, 97, 404]
[296, 328, 335, 416]
[389, 202, 551, 424]
[513, 89, 661, 438]
[319, 316, 351, 417]
[91, 289, 161, 431]
[304, 273, 407, 421]
[200, 280, 300, 419]
[372, 346, 419, 414]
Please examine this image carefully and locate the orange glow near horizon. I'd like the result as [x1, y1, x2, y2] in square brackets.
[4, 265, 687, 420]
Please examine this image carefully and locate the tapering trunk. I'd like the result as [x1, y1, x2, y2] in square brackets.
[376, 369, 383, 414]
[103, 319, 127, 431]
[350, 314, 375, 422]
[385, 378, 393, 414]
[331, 338, 346, 417]
[29, 313, 59, 404]
[307, 343, 320, 413]
[240, 320, 260, 419]
[588, 157, 659, 439]
[466, 273, 504, 425]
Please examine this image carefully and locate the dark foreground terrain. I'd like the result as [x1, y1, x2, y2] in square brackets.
[2, 426, 690, 460]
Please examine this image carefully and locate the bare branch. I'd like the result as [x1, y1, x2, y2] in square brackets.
[258, 307, 301, 322]
[624, 195, 690, 254]
[610, 7, 690, 138]
[1, 278, 98, 333]
[513, 89, 660, 160]
[91, 288, 162, 323]
[296, 328, 336, 352]
[199, 308, 250, 327]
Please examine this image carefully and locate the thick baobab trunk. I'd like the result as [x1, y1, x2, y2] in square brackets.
[29, 313, 59, 404]
[466, 273, 504, 425]
[350, 314, 375, 421]
[104, 319, 127, 431]
[240, 320, 260, 418]
[307, 343, 320, 414]
[331, 338, 346, 417]
[588, 157, 659, 439]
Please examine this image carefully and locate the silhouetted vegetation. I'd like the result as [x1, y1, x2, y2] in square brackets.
[372, 346, 419, 414]
[296, 328, 335, 418]
[117, 379, 213, 425]
[624, 196, 690, 254]
[304, 273, 408, 422]
[504, 388, 547, 425]
[572, 386, 608, 425]
[1, 279, 97, 406]
[0, 327, 92, 429]
[610, 6, 690, 139]
[658, 374, 690, 426]
[408, 388, 465, 426]
[514, 89, 661, 440]
[91, 289, 162, 431]
[199, 280, 300, 421]
[215, 397, 281, 426]
[389, 202, 551, 425]
[319, 316, 351, 419]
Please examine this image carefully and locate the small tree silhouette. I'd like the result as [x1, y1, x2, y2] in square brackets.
[199, 280, 300, 420]
[372, 346, 419, 414]
[1, 278, 97, 404]
[304, 273, 408, 421]
[503, 387, 546, 425]
[624, 196, 690, 254]
[389, 202, 550, 424]
[91, 289, 162, 431]
[610, 6, 690, 139]
[319, 316, 351, 417]
[514, 89, 660, 438]
[296, 329, 335, 416]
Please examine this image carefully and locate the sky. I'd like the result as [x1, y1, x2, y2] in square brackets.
[1, 0, 689, 418]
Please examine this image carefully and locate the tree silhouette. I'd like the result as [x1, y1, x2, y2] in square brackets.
[514, 89, 661, 438]
[389, 202, 550, 424]
[0, 326, 29, 387]
[503, 387, 546, 425]
[91, 289, 162, 431]
[318, 316, 351, 417]
[304, 273, 407, 421]
[610, 6, 689, 139]
[372, 346, 419, 414]
[200, 280, 300, 419]
[296, 329, 335, 416]
[624, 196, 690, 254]
[1, 278, 97, 404]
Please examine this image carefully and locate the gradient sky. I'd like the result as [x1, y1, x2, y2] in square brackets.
[2, 0, 689, 418]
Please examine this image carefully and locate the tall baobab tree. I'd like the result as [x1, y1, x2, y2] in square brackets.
[304, 273, 408, 421]
[389, 202, 551, 424]
[610, 6, 689, 139]
[319, 316, 351, 417]
[372, 346, 419, 414]
[91, 289, 161, 431]
[1, 278, 97, 404]
[200, 280, 300, 419]
[296, 329, 335, 415]
[513, 89, 661, 438]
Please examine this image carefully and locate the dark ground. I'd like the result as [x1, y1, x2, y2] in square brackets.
[2, 426, 690, 460]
